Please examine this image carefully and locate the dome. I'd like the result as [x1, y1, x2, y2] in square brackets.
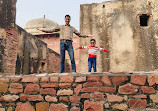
[24, 18, 59, 35]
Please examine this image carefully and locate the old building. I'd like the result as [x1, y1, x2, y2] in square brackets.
[80, 0, 158, 72]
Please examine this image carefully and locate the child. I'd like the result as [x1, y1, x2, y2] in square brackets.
[76, 39, 107, 72]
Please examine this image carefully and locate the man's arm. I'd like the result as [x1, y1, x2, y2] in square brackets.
[73, 28, 90, 38]
[37, 26, 60, 33]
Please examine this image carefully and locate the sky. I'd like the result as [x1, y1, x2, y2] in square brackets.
[16, 0, 115, 30]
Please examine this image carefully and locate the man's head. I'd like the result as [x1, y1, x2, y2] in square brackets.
[90, 39, 96, 47]
[65, 15, 71, 26]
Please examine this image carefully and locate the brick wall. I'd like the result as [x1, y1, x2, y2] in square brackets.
[0, 71, 158, 111]
[3, 27, 18, 75]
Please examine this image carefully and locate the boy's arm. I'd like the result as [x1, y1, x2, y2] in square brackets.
[99, 48, 108, 52]
[76, 46, 88, 50]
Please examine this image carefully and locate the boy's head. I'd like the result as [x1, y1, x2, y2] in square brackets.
[65, 15, 71, 25]
[90, 39, 96, 47]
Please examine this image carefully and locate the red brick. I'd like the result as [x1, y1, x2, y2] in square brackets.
[129, 99, 147, 109]
[28, 95, 43, 101]
[60, 76, 73, 82]
[40, 83, 58, 88]
[70, 96, 80, 103]
[40, 77, 49, 82]
[50, 77, 58, 82]
[15, 102, 35, 111]
[59, 83, 71, 88]
[50, 103, 68, 111]
[130, 75, 146, 85]
[92, 92, 104, 100]
[81, 93, 90, 98]
[74, 84, 82, 96]
[20, 94, 28, 101]
[101, 76, 112, 86]
[141, 86, 155, 94]
[40, 88, 56, 95]
[24, 84, 39, 94]
[100, 87, 116, 93]
[81, 87, 98, 93]
[84, 100, 103, 111]
[83, 82, 102, 87]
[21, 78, 39, 83]
[118, 83, 138, 94]
[87, 76, 100, 81]
[59, 97, 69, 102]
[111, 76, 128, 85]
[132, 95, 147, 99]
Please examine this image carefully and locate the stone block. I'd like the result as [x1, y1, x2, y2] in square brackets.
[28, 95, 43, 101]
[111, 76, 128, 85]
[45, 95, 57, 102]
[36, 102, 49, 111]
[50, 103, 68, 111]
[84, 100, 103, 111]
[40, 83, 58, 88]
[40, 77, 49, 82]
[50, 77, 58, 82]
[132, 95, 147, 99]
[83, 82, 102, 87]
[70, 96, 80, 103]
[20, 94, 28, 101]
[81, 93, 90, 98]
[141, 86, 155, 94]
[60, 76, 73, 82]
[2, 95, 19, 102]
[40, 88, 56, 95]
[150, 94, 158, 103]
[74, 84, 82, 96]
[9, 83, 23, 94]
[15, 102, 35, 111]
[0, 82, 8, 93]
[101, 76, 112, 86]
[118, 83, 138, 94]
[57, 89, 73, 96]
[21, 78, 39, 83]
[87, 76, 100, 81]
[75, 77, 86, 82]
[92, 92, 104, 100]
[24, 84, 39, 94]
[100, 87, 116, 93]
[59, 83, 71, 88]
[106, 94, 123, 102]
[129, 99, 147, 109]
[70, 107, 80, 111]
[130, 75, 146, 85]
[112, 103, 128, 111]
[81, 87, 98, 93]
[59, 97, 69, 102]
[147, 75, 158, 86]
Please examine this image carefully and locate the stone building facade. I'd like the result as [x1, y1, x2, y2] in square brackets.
[80, 0, 158, 72]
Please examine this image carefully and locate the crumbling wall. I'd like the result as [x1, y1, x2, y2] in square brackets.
[80, 0, 158, 72]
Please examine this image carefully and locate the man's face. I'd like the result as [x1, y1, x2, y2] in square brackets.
[90, 40, 96, 47]
[65, 16, 71, 25]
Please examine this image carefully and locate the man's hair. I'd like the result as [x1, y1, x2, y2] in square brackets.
[65, 15, 71, 18]
[90, 39, 96, 42]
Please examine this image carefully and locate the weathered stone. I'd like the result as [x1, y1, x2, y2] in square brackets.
[70, 96, 80, 103]
[106, 94, 123, 102]
[60, 76, 73, 82]
[74, 84, 82, 96]
[45, 95, 57, 102]
[0, 108, 5, 111]
[24, 84, 39, 94]
[7, 107, 13, 111]
[21, 78, 39, 83]
[141, 86, 155, 94]
[101, 76, 112, 86]
[15, 102, 35, 111]
[100, 87, 116, 93]
[40, 88, 56, 95]
[129, 99, 147, 108]
[104, 103, 110, 109]
[133, 95, 147, 99]
[147, 75, 158, 86]
[9, 83, 23, 94]
[84, 100, 103, 111]
[28, 95, 43, 101]
[150, 94, 158, 103]
[112, 103, 128, 111]
[50, 103, 68, 111]
[83, 82, 102, 87]
[11, 78, 21, 82]
[70, 106, 80, 111]
[59, 83, 71, 88]
[118, 83, 138, 94]
[75, 77, 86, 82]
[50, 77, 58, 82]
[57, 89, 73, 95]
[111, 76, 128, 85]
[0, 78, 9, 82]
[59, 97, 68, 102]
[20, 94, 28, 101]
[40, 83, 58, 88]
[87, 76, 100, 81]
[0, 82, 8, 93]
[81, 93, 90, 98]
[36, 102, 49, 111]
[2, 95, 19, 102]
[92, 92, 104, 100]
[40, 77, 49, 82]
[130, 75, 146, 85]
[81, 87, 98, 93]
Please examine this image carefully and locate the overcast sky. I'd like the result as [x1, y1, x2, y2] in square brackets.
[16, 0, 115, 30]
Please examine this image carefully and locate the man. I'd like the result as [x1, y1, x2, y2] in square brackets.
[37, 15, 90, 73]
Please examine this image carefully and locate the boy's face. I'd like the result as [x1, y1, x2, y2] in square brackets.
[90, 40, 96, 47]
[65, 16, 71, 25]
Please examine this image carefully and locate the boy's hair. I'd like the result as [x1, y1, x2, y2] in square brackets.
[65, 15, 71, 18]
[90, 39, 96, 43]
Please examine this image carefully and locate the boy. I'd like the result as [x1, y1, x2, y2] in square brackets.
[76, 39, 107, 72]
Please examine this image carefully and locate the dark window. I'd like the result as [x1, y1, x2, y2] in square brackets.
[139, 14, 150, 26]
